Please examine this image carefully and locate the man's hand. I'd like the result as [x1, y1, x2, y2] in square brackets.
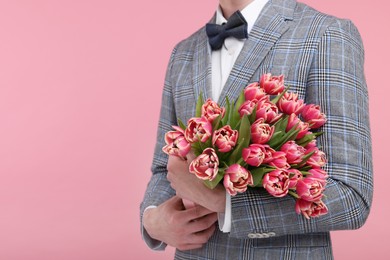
[143, 196, 217, 251]
[166, 155, 226, 213]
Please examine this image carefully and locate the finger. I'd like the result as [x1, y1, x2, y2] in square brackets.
[178, 226, 215, 247]
[181, 205, 214, 222]
[188, 212, 218, 234]
[190, 223, 217, 244]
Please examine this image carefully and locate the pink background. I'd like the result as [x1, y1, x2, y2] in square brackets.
[0, 0, 387, 259]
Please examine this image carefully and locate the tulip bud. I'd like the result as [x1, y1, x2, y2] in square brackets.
[224, 164, 253, 196]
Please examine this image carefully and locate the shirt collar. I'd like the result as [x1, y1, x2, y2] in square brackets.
[216, 0, 269, 33]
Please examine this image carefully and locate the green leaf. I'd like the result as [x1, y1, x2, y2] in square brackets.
[271, 115, 283, 129]
[313, 131, 324, 137]
[250, 167, 265, 187]
[274, 127, 300, 151]
[191, 142, 202, 156]
[231, 114, 240, 130]
[267, 131, 284, 147]
[203, 170, 224, 189]
[203, 136, 212, 149]
[239, 115, 251, 141]
[280, 115, 289, 133]
[228, 97, 235, 126]
[234, 91, 246, 111]
[286, 128, 300, 142]
[300, 170, 310, 176]
[299, 166, 312, 172]
[229, 115, 251, 164]
[269, 122, 300, 151]
[178, 119, 186, 130]
[212, 114, 222, 131]
[231, 91, 245, 129]
[250, 167, 275, 187]
[218, 151, 230, 164]
[249, 103, 258, 124]
[271, 85, 290, 104]
[297, 150, 316, 167]
[272, 114, 289, 133]
[288, 190, 299, 199]
[296, 133, 315, 147]
[195, 93, 204, 118]
[222, 97, 231, 126]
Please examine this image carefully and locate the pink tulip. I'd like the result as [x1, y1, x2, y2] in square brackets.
[267, 151, 290, 169]
[239, 100, 257, 117]
[262, 169, 290, 197]
[304, 139, 317, 149]
[287, 169, 303, 189]
[244, 82, 268, 101]
[212, 125, 238, 153]
[305, 147, 327, 168]
[189, 148, 219, 181]
[286, 113, 310, 139]
[277, 92, 305, 115]
[296, 177, 325, 202]
[280, 141, 306, 164]
[256, 98, 282, 124]
[223, 164, 253, 196]
[301, 104, 327, 129]
[162, 126, 191, 159]
[242, 144, 266, 167]
[201, 98, 226, 122]
[260, 73, 285, 95]
[261, 145, 276, 164]
[251, 118, 274, 144]
[185, 117, 212, 143]
[307, 168, 328, 186]
[295, 199, 328, 219]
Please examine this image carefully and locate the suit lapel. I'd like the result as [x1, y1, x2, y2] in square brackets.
[218, 0, 296, 106]
[192, 25, 213, 102]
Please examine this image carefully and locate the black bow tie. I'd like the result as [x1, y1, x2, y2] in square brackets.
[206, 10, 248, 50]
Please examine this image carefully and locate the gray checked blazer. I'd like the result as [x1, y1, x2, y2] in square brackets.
[140, 0, 373, 259]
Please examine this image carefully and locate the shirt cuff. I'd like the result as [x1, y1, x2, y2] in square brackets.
[142, 206, 166, 250]
[217, 192, 231, 233]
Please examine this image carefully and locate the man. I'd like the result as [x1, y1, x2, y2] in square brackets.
[140, 0, 373, 259]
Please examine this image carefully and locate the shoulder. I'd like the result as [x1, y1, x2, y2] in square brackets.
[170, 27, 205, 56]
[166, 26, 207, 71]
[292, 1, 362, 44]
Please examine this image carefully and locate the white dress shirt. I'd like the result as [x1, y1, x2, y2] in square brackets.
[212, 0, 269, 233]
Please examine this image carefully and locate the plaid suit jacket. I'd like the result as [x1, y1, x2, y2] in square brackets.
[140, 0, 373, 259]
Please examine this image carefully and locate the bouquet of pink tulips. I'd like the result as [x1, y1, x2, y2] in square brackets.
[163, 73, 328, 219]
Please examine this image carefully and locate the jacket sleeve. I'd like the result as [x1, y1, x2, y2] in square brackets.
[139, 47, 178, 250]
[229, 19, 373, 239]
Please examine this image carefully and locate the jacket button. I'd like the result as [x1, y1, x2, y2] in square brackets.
[248, 233, 257, 239]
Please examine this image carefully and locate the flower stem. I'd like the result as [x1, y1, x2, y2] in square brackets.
[288, 190, 299, 199]
[237, 157, 244, 165]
